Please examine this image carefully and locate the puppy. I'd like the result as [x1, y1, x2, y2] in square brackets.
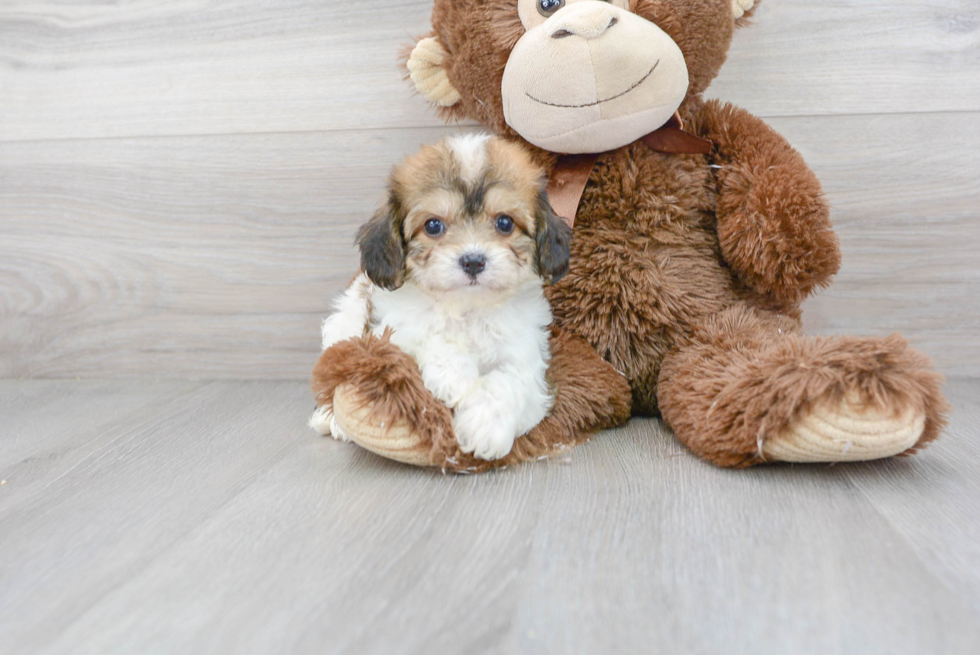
[310, 133, 572, 460]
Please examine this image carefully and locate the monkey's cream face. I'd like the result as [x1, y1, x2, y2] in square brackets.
[501, 0, 689, 154]
[357, 134, 572, 300]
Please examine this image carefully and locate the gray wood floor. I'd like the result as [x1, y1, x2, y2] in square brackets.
[1, 378, 978, 654]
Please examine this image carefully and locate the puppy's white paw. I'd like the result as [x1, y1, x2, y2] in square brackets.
[453, 394, 519, 461]
[308, 405, 349, 442]
[421, 357, 479, 409]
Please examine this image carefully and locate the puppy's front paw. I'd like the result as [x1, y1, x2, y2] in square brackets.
[421, 357, 479, 409]
[453, 394, 518, 461]
[308, 405, 349, 442]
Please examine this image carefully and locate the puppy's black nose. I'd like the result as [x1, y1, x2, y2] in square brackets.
[459, 253, 487, 277]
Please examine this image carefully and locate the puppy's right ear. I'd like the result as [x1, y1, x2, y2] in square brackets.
[356, 195, 406, 290]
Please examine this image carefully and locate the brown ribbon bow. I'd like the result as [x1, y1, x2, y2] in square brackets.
[546, 111, 712, 227]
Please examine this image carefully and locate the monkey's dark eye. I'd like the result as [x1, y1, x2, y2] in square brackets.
[537, 0, 565, 18]
[495, 215, 515, 235]
[424, 218, 445, 237]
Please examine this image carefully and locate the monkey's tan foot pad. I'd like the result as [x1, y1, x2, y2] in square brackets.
[331, 384, 433, 467]
[763, 392, 926, 463]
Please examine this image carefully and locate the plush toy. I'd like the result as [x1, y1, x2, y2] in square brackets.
[312, 0, 948, 471]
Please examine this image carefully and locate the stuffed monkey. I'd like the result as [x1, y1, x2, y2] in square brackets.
[313, 0, 948, 470]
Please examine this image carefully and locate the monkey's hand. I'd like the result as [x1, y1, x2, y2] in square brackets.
[695, 99, 841, 308]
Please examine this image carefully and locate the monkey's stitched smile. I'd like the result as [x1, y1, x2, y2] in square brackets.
[525, 60, 660, 109]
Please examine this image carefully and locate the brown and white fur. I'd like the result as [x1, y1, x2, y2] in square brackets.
[310, 134, 572, 460]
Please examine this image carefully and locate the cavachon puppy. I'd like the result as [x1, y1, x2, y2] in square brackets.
[311, 134, 572, 460]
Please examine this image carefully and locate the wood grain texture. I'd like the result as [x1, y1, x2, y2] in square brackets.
[1, 0, 978, 141]
[0, 128, 440, 378]
[795, 111, 980, 367]
[710, 0, 980, 118]
[1, 379, 978, 654]
[2, 111, 977, 378]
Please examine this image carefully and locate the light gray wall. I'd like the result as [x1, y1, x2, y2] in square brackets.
[1, 0, 978, 379]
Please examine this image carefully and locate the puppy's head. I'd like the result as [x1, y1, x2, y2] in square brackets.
[357, 134, 571, 295]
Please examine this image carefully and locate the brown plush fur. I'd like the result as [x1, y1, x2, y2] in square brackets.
[695, 100, 842, 308]
[312, 327, 631, 472]
[657, 305, 949, 468]
[318, 0, 948, 468]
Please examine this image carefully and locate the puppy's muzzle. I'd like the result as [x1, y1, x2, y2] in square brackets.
[459, 253, 487, 277]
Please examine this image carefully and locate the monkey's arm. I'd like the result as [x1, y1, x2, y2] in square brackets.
[694, 99, 841, 307]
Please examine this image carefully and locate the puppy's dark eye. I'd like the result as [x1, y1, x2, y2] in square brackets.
[424, 218, 445, 237]
[537, 0, 565, 18]
[495, 215, 515, 235]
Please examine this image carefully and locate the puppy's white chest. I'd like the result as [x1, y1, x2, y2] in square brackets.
[443, 313, 509, 371]
[374, 298, 503, 365]
[369, 284, 550, 371]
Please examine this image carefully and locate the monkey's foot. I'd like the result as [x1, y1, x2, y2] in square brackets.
[312, 328, 631, 472]
[658, 305, 949, 468]
[763, 392, 926, 463]
[331, 384, 432, 467]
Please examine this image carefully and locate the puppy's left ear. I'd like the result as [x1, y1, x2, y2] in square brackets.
[356, 194, 406, 290]
[534, 192, 572, 284]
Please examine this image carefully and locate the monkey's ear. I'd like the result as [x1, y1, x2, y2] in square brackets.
[406, 36, 461, 108]
[534, 192, 572, 285]
[356, 197, 406, 290]
[733, 0, 758, 22]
